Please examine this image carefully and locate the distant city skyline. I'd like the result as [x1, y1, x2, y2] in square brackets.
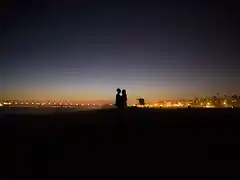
[1, 93, 239, 109]
[1, 92, 239, 105]
[1, 0, 239, 102]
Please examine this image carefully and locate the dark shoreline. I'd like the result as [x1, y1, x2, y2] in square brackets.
[0, 108, 239, 179]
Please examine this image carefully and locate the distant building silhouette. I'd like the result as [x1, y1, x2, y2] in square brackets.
[137, 98, 145, 105]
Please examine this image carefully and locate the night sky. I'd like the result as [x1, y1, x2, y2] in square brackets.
[0, 0, 239, 103]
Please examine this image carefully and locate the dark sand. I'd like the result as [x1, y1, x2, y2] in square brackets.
[0, 108, 239, 179]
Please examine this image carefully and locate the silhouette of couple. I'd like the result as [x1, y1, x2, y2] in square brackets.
[115, 88, 127, 109]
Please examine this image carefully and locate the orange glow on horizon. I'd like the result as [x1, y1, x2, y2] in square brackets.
[0, 88, 216, 104]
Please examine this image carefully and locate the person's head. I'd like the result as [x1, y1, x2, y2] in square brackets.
[122, 89, 126, 95]
[116, 88, 121, 94]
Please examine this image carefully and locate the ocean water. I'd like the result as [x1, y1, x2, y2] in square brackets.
[0, 107, 101, 115]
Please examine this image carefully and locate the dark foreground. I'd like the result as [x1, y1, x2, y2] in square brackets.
[0, 108, 239, 179]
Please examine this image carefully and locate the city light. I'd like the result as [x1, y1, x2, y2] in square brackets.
[0, 94, 239, 109]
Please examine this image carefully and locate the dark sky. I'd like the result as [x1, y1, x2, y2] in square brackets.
[0, 0, 239, 102]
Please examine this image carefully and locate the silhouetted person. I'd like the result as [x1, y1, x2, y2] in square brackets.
[115, 88, 122, 109]
[122, 89, 127, 108]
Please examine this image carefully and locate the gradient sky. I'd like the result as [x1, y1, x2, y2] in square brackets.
[0, 0, 239, 103]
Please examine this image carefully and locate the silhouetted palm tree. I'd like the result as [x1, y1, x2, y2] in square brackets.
[232, 94, 237, 99]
